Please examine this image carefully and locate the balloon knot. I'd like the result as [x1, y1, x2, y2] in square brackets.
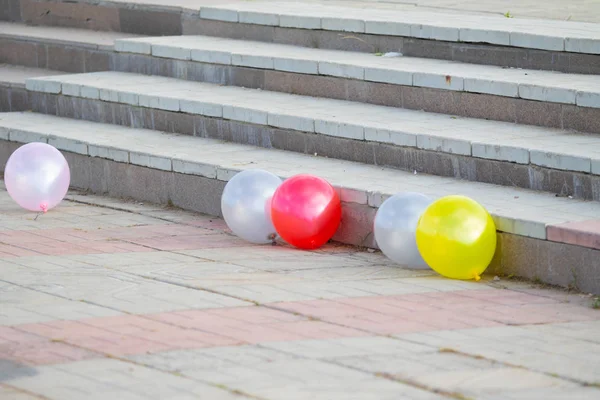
[474, 274, 481, 282]
[40, 203, 48, 213]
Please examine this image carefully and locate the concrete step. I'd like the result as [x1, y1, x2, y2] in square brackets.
[196, 0, 600, 55]
[2, 23, 599, 134]
[21, 71, 600, 201]
[1, 111, 599, 293]
[6, 1, 600, 74]
[0, 21, 138, 73]
[112, 35, 600, 133]
[191, 1, 600, 74]
[0, 63, 63, 112]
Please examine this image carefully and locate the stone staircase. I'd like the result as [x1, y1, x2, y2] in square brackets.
[1, 0, 600, 293]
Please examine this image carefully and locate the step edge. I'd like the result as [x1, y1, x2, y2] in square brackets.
[196, 5, 600, 55]
[22, 74, 600, 176]
[0, 21, 141, 50]
[0, 64, 65, 88]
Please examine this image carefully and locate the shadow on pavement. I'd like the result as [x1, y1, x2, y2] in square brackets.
[0, 359, 39, 382]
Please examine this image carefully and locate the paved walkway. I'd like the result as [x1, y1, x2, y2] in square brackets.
[0, 186, 599, 400]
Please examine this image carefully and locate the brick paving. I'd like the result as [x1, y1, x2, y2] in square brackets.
[1, 186, 599, 399]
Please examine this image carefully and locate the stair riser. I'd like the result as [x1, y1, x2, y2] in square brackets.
[183, 18, 600, 75]
[3, 1, 599, 74]
[0, 38, 111, 73]
[1, 138, 598, 294]
[11, 0, 181, 35]
[0, 86, 28, 112]
[111, 53, 600, 134]
[0, 0, 21, 21]
[10, 89, 600, 201]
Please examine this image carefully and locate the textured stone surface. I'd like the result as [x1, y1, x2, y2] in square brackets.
[113, 35, 600, 110]
[488, 232, 600, 294]
[118, 8, 182, 36]
[0, 87, 29, 112]
[197, 1, 600, 54]
[4, 0, 600, 74]
[18, 89, 600, 201]
[16, 72, 600, 198]
[20, 0, 121, 31]
[0, 0, 21, 21]
[547, 220, 600, 251]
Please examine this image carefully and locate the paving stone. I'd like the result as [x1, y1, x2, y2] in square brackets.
[396, 323, 600, 384]
[7, 358, 245, 400]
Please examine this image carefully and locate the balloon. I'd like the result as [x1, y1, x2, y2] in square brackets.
[221, 169, 282, 244]
[416, 195, 497, 281]
[270, 174, 341, 250]
[4, 142, 70, 213]
[374, 192, 433, 269]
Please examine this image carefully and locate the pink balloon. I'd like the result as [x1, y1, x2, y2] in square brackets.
[4, 143, 70, 212]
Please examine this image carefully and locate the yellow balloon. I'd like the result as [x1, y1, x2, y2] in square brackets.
[416, 195, 497, 281]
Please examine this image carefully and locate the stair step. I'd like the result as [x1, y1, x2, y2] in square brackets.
[5, 24, 599, 131]
[198, 1, 600, 54]
[23, 71, 600, 200]
[0, 21, 137, 73]
[0, 111, 597, 239]
[0, 64, 63, 112]
[1, 111, 599, 293]
[188, 1, 600, 73]
[114, 34, 600, 110]
[0, 21, 139, 49]
[0, 64, 63, 88]
[10, 0, 600, 74]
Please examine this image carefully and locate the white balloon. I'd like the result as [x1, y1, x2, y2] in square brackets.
[374, 192, 433, 269]
[4, 142, 70, 212]
[221, 169, 282, 244]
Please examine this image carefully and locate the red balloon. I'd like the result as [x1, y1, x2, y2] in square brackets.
[271, 174, 342, 250]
